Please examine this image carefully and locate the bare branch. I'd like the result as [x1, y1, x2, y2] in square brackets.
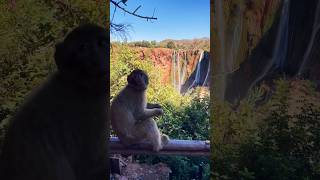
[110, 23, 131, 41]
[133, 5, 141, 14]
[110, 0, 157, 20]
[111, 4, 117, 22]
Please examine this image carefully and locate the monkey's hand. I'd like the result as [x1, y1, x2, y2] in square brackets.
[154, 108, 163, 116]
[147, 103, 162, 109]
[136, 108, 163, 122]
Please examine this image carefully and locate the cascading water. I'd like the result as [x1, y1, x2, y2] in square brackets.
[274, 1, 289, 71]
[172, 50, 187, 92]
[214, 0, 320, 103]
[214, 0, 227, 99]
[203, 57, 211, 86]
[227, 5, 243, 73]
[298, 1, 320, 75]
[172, 50, 176, 88]
[180, 51, 187, 87]
[171, 50, 210, 94]
[195, 51, 204, 85]
[177, 52, 181, 91]
[189, 51, 204, 90]
[213, 0, 244, 100]
[249, 0, 290, 91]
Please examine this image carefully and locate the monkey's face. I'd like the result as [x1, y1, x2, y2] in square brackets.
[55, 24, 109, 77]
[127, 69, 149, 91]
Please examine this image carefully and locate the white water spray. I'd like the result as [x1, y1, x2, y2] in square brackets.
[249, 0, 290, 91]
[298, 1, 320, 75]
[186, 50, 204, 92]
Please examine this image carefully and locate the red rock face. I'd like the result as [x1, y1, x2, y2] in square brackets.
[137, 47, 204, 85]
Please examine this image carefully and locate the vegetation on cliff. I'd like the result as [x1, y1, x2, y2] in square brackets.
[112, 38, 210, 51]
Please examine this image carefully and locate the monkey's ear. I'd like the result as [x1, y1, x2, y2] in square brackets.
[54, 42, 66, 71]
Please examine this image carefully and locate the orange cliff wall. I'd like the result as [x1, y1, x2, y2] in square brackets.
[137, 47, 205, 85]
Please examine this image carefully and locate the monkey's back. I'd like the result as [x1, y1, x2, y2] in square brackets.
[110, 86, 147, 145]
[0, 73, 107, 180]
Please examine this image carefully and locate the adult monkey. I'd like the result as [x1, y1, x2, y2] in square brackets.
[111, 69, 169, 152]
[0, 24, 109, 180]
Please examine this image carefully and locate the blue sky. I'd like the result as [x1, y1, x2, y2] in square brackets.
[110, 0, 210, 42]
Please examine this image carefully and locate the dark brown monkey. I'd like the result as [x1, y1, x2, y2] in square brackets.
[0, 24, 109, 180]
[111, 69, 169, 152]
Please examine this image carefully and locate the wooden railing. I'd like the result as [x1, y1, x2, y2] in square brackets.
[109, 137, 210, 156]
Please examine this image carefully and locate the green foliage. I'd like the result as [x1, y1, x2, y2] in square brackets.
[138, 155, 210, 180]
[114, 38, 210, 51]
[158, 93, 209, 140]
[137, 95, 210, 179]
[212, 79, 320, 179]
[130, 40, 158, 48]
[166, 41, 176, 49]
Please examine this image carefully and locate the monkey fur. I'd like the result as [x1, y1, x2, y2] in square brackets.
[0, 24, 109, 180]
[111, 69, 169, 152]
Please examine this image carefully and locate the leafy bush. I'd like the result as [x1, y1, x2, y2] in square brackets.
[212, 79, 320, 179]
[166, 41, 176, 49]
[137, 94, 210, 180]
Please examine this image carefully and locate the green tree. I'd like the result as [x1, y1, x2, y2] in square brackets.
[166, 41, 176, 49]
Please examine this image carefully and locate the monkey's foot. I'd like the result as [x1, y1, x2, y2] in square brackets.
[152, 135, 169, 152]
[161, 134, 170, 145]
[152, 144, 163, 152]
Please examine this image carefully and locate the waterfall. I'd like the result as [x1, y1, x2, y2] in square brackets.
[194, 51, 203, 85]
[177, 51, 181, 91]
[203, 56, 211, 86]
[213, 0, 245, 100]
[180, 52, 188, 84]
[186, 50, 204, 92]
[172, 50, 187, 92]
[249, 0, 290, 91]
[172, 50, 176, 88]
[214, 0, 227, 99]
[171, 50, 210, 94]
[227, 6, 243, 72]
[274, 0, 290, 70]
[298, 1, 320, 75]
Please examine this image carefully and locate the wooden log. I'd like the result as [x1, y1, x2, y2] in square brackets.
[109, 137, 210, 156]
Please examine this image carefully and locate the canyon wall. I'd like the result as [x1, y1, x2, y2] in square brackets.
[138, 48, 210, 93]
[212, 0, 320, 103]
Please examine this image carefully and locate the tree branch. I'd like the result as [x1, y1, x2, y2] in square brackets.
[110, 0, 157, 21]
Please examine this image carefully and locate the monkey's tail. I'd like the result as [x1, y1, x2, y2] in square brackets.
[161, 134, 170, 145]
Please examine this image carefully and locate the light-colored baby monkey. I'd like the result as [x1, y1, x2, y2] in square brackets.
[111, 69, 169, 151]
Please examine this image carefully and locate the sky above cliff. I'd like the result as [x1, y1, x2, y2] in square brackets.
[110, 0, 210, 42]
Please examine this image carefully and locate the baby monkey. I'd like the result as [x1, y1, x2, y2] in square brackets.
[111, 69, 169, 151]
